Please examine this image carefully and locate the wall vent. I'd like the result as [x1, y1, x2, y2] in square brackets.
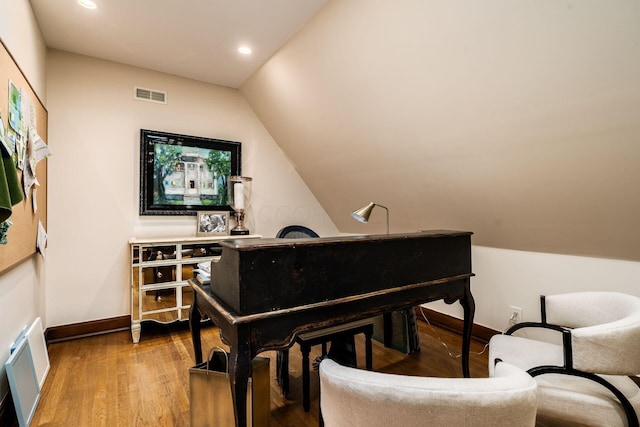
[134, 86, 167, 104]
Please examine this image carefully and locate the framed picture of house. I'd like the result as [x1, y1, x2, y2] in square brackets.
[139, 129, 241, 216]
[196, 211, 229, 236]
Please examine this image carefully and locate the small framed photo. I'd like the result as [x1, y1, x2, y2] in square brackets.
[196, 211, 229, 236]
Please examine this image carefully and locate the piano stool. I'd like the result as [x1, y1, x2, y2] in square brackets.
[276, 319, 374, 412]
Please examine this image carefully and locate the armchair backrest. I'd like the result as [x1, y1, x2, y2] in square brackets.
[544, 292, 640, 375]
[276, 225, 319, 239]
[319, 358, 537, 427]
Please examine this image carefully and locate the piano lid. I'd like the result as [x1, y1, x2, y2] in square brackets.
[218, 230, 473, 251]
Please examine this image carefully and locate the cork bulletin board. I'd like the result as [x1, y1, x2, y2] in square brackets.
[0, 39, 48, 274]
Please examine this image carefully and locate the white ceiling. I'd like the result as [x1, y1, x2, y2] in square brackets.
[29, 0, 326, 89]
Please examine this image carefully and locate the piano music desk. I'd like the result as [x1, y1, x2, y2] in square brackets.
[189, 230, 475, 427]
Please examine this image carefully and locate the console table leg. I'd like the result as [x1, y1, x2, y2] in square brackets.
[131, 322, 141, 344]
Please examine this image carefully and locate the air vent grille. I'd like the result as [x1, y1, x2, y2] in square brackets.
[134, 86, 167, 104]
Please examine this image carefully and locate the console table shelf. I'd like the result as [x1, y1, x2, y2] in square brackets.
[129, 234, 260, 343]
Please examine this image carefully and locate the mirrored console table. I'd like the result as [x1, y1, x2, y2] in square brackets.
[129, 234, 260, 343]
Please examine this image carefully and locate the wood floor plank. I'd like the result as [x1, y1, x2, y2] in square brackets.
[29, 320, 489, 426]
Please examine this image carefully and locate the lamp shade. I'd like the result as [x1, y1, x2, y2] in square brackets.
[351, 202, 389, 234]
[351, 202, 376, 223]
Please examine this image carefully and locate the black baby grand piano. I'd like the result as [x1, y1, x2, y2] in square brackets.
[189, 230, 475, 427]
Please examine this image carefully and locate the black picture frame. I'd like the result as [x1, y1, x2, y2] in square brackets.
[139, 129, 241, 216]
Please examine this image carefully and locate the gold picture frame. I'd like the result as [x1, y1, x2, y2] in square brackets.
[196, 211, 229, 236]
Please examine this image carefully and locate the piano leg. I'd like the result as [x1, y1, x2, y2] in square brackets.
[365, 326, 373, 371]
[276, 350, 290, 397]
[460, 277, 475, 378]
[229, 327, 252, 427]
[301, 344, 311, 412]
[190, 291, 203, 364]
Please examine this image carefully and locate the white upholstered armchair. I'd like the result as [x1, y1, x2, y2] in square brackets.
[319, 358, 538, 427]
[489, 292, 640, 427]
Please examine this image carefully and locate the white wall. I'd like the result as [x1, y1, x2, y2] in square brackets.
[1, 5, 639, 409]
[0, 0, 47, 410]
[45, 50, 338, 327]
[41, 49, 640, 336]
[426, 246, 640, 331]
[241, 0, 640, 332]
[0, 0, 47, 96]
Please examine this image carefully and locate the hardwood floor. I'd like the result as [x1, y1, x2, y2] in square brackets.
[29, 318, 489, 427]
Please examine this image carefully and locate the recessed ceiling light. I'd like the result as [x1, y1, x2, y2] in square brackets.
[78, 0, 98, 9]
[238, 47, 252, 55]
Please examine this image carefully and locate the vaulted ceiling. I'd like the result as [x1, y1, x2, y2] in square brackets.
[30, 0, 640, 261]
[29, 0, 326, 88]
[240, 1, 640, 261]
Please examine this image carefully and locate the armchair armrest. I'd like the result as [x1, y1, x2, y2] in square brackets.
[504, 321, 575, 370]
[504, 321, 568, 336]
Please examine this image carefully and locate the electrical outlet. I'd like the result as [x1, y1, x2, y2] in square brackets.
[509, 306, 523, 325]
